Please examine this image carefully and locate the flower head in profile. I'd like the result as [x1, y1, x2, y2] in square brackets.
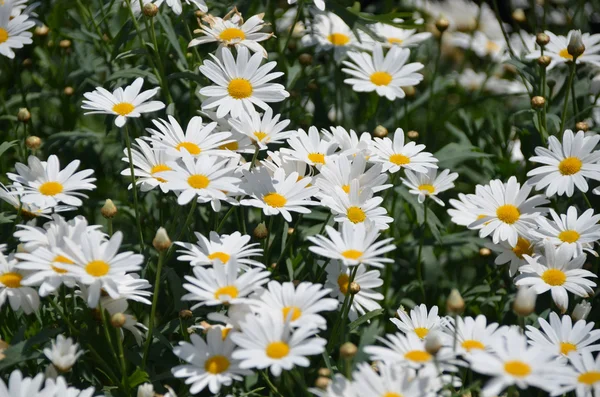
[301, 11, 361, 61]
[315, 155, 391, 197]
[364, 22, 432, 48]
[487, 234, 536, 277]
[401, 168, 458, 206]
[0, 0, 35, 59]
[352, 361, 433, 397]
[44, 334, 83, 373]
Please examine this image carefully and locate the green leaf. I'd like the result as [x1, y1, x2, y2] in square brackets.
[348, 308, 384, 331]
[127, 368, 150, 388]
[157, 15, 186, 64]
[0, 140, 17, 159]
[167, 71, 204, 85]
[434, 142, 493, 169]
[106, 68, 159, 85]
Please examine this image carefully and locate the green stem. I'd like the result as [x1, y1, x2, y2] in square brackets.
[261, 371, 284, 397]
[114, 325, 128, 390]
[123, 124, 145, 250]
[283, 0, 304, 55]
[99, 303, 122, 376]
[559, 60, 578, 133]
[416, 199, 428, 302]
[107, 218, 113, 237]
[141, 249, 165, 368]
[327, 266, 358, 350]
[583, 192, 593, 209]
[148, 16, 173, 104]
[167, 198, 198, 260]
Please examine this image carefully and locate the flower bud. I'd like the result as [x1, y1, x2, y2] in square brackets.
[407, 130, 419, 139]
[513, 286, 537, 316]
[575, 121, 589, 132]
[137, 383, 155, 397]
[314, 376, 330, 389]
[299, 53, 313, 66]
[536, 32, 550, 47]
[179, 309, 193, 319]
[288, 227, 295, 235]
[402, 86, 415, 98]
[64, 86, 74, 96]
[22, 58, 32, 68]
[446, 289, 465, 314]
[348, 282, 361, 295]
[59, 40, 71, 49]
[317, 367, 331, 377]
[531, 96, 546, 109]
[424, 330, 444, 355]
[195, 10, 206, 18]
[111, 313, 127, 328]
[567, 30, 585, 59]
[25, 136, 42, 150]
[153, 227, 172, 252]
[537, 55, 551, 68]
[17, 108, 31, 123]
[339, 342, 358, 359]
[143, 3, 159, 17]
[435, 18, 449, 33]
[572, 301, 592, 321]
[35, 25, 49, 36]
[373, 125, 388, 138]
[100, 199, 117, 219]
[479, 247, 491, 256]
[512, 9, 526, 23]
[253, 222, 268, 240]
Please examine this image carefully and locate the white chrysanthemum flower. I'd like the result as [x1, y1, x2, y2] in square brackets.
[119, 138, 176, 193]
[280, 126, 340, 167]
[515, 242, 597, 313]
[82, 77, 165, 127]
[527, 130, 600, 197]
[390, 304, 441, 339]
[199, 46, 289, 119]
[449, 31, 506, 61]
[468, 176, 549, 246]
[172, 327, 250, 394]
[43, 335, 83, 373]
[176, 231, 264, 269]
[44, 376, 97, 397]
[228, 107, 291, 150]
[15, 246, 79, 297]
[370, 128, 438, 174]
[301, 11, 361, 62]
[447, 192, 486, 229]
[315, 155, 391, 196]
[487, 235, 536, 277]
[325, 261, 383, 321]
[352, 361, 432, 397]
[288, 0, 324, 10]
[321, 126, 372, 156]
[364, 22, 432, 48]
[526, 30, 600, 69]
[443, 315, 506, 357]
[531, 207, 600, 259]
[161, 0, 207, 15]
[255, 280, 338, 329]
[207, 303, 255, 332]
[189, 9, 272, 57]
[342, 44, 424, 100]
[240, 167, 319, 222]
[7, 155, 96, 208]
[401, 168, 458, 206]
[182, 259, 270, 308]
[0, 251, 39, 314]
[230, 309, 327, 376]
[110, 273, 152, 305]
[0, 0, 35, 59]
[553, 351, 600, 397]
[308, 222, 395, 268]
[309, 373, 356, 397]
[0, 370, 45, 396]
[0, 183, 73, 220]
[262, 150, 310, 180]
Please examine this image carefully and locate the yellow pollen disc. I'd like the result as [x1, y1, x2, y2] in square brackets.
[414, 327, 429, 339]
[204, 355, 230, 374]
[496, 204, 520, 224]
[112, 102, 135, 116]
[0, 28, 8, 44]
[504, 360, 531, 377]
[308, 152, 326, 165]
[219, 27, 246, 41]
[462, 339, 485, 351]
[208, 251, 230, 264]
[266, 341, 290, 359]
[559, 48, 575, 60]
[282, 306, 302, 321]
[253, 131, 268, 142]
[220, 141, 239, 151]
[486, 40, 500, 52]
[559, 230, 580, 243]
[347, 206, 366, 223]
[221, 327, 232, 340]
[0, 272, 22, 288]
[578, 371, 600, 385]
[327, 33, 350, 46]
[214, 285, 239, 300]
[264, 192, 287, 208]
[228, 78, 253, 99]
[404, 350, 432, 362]
[383, 393, 403, 397]
[341, 249, 363, 260]
[187, 174, 210, 189]
[560, 342, 577, 356]
[558, 157, 583, 175]
[39, 181, 64, 196]
[85, 260, 110, 277]
[512, 237, 533, 259]
[370, 71, 393, 86]
[337, 273, 350, 295]
[150, 163, 172, 183]
[418, 184, 435, 194]
[52, 255, 73, 274]
[541, 268, 567, 286]
[387, 37, 403, 44]
[176, 141, 201, 155]
[342, 184, 350, 193]
[389, 153, 410, 165]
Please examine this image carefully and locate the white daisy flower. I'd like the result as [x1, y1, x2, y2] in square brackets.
[443, 315, 506, 357]
[199, 46, 289, 119]
[161, 0, 207, 15]
[0, 183, 73, 220]
[262, 150, 310, 181]
[172, 327, 251, 394]
[44, 376, 97, 397]
[288, 0, 324, 10]
[321, 126, 372, 157]
[0, 0, 35, 59]
[230, 309, 327, 376]
[401, 168, 458, 206]
[487, 235, 536, 277]
[7, 155, 96, 208]
[468, 176, 549, 246]
[109, 273, 152, 305]
[0, 251, 39, 315]
[43, 334, 83, 373]
[255, 280, 338, 329]
[182, 259, 270, 308]
[301, 12, 361, 62]
[525, 311, 600, 360]
[228, 107, 292, 150]
[352, 361, 432, 397]
[280, 126, 340, 167]
[370, 128, 438, 174]
[120, 138, 176, 193]
[314, 155, 391, 196]
[15, 246, 79, 297]
[320, 179, 393, 230]
[553, 351, 600, 397]
[81, 77, 165, 127]
[240, 167, 319, 222]
[342, 44, 424, 100]
[325, 261, 383, 321]
[527, 130, 600, 197]
[449, 31, 506, 61]
[390, 304, 441, 339]
[308, 222, 395, 268]
[526, 30, 600, 70]
[175, 231, 264, 269]
[189, 9, 272, 57]
[447, 192, 486, 229]
[364, 22, 432, 48]
[515, 241, 597, 313]
[0, 370, 45, 396]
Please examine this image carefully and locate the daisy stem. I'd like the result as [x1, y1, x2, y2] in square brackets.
[148, 16, 174, 104]
[265, 215, 276, 265]
[123, 124, 145, 250]
[250, 146, 261, 168]
[48, 298, 79, 336]
[99, 303, 124, 381]
[216, 205, 236, 233]
[142, 249, 166, 369]
[261, 371, 284, 397]
[416, 199, 428, 302]
[283, 0, 304, 56]
[327, 266, 358, 350]
[86, 343, 123, 390]
[559, 59, 578, 133]
[275, 215, 303, 268]
[107, 218, 113, 237]
[114, 324, 128, 391]
[583, 192, 593, 209]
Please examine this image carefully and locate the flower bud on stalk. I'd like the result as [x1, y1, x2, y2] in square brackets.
[64, 86, 74, 96]
[17, 108, 31, 123]
[153, 227, 172, 252]
[318, 367, 331, 377]
[531, 96, 546, 109]
[513, 286, 537, 316]
[435, 18, 449, 33]
[25, 136, 41, 150]
[253, 222, 268, 240]
[572, 301, 592, 321]
[100, 199, 117, 219]
[567, 30, 585, 59]
[373, 125, 388, 138]
[536, 32, 550, 47]
[537, 55, 551, 68]
[348, 282, 361, 295]
[111, 313, 127, 328]
[143, 3, 159, 17]
[512, 9, 526, 23]
[339, 342, 357, 359]
[179, 309, 193, 319]
[407, 130, 419, 139]
[446, 289, 465, 314]
[479, 247, 491, 256]
[576, 121, 589, 132]
[314, 377, 330, 389]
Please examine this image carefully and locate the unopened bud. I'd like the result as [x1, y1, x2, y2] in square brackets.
[479, 247, 491, 256]
[314, 376, 330, 389]
[348, 282, 361, 295]
[567, 30, 585, 59]
[25, 136, 41, 150]
[179, 309, 193, 319]
[299, 53, 313, 66]
[100, 199, 117, 219]
[143, 3, 159, 17]
[194, 10, 206, 18]
[531, 96, 546, 109]
[402, 86, 415, 98]
[22, 58, 32, 68]
[446, 289, 465, 314]
[576, 121, 589, 132]
[572, 301, 592, 321]
[64, 86, 74, 96]
[407, 130, 419, 139]
[435, 18, 449, 33]
[537, 55, 551, 67]
[317, 367, 331, 377]
[153, 227, 171, 251]
[513, 286, 537, 316]
[253, 222, 268, 240]
[111, 313, 127, 328]
[35, 25, 49, 36]
[424, 330, 444, 355]
[59, 39, 71, 49]
[536, 32, 550, 47]
[373, 125, 388, 138]
[17, 108, 31, 123]
[512, 9, 526, 23]
[288, 227, 295, 235]
[339, 342, 358, 359]
[137, 383, 155, 397]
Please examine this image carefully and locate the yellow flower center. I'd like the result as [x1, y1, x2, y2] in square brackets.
[208, 251, 230, 264]
[558, 157, 583, 175]
[214, 285, 239, 300]
[263, 192, 287, 208]
[337, 273, 350, 295]
[560, 342, 577, 356]
[389, 153, 410, 165]
[221, 327, 232, 339]
[0, 28, 8, 44]
[266, 341, 290, 359]
[282, 306, 302, 321]
[370, 71, 393, 86]
[504, 360, 531, 377]
[0, 272, 22, 288]
[559, 230, 580, 243]
[204, 355, 230, 374]
[85, 260, 110, 277]
[308, 152, 326, 165]
[383, 393, 403, 397]
[541, 268, 567, 286]
[150, 163, 172, 183]
[486, 40, 500, 53]
[187, 174, 210, 189]
[341, 249, 363, 260]
[347, 206, 366, 223]
[219, 27, 246, 41]
[512, 237, 533, 259]
[39, 181, 64, 196]
[342, 184, 351, 193]
[578, 371, 600, 385]
[253, 131, 268, 142]
[220, 141, 239, 151]
[176, 141, 201, 155]
[52, 255, 74, 274]
[414, 327, 429, 339]
[228, 78, 253, 99]
[387, 37, 403, 44]
[404, 350, 432, 362]
[462, 339, 485, 351]
[328, 33, 350, 46]
[559, 48, 576, 60]
[418, 184, 435, 194]
[496, 204, 520, 224]
[112, 102, 135, 116]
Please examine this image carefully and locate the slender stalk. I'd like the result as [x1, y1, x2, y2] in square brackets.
[327, 266, 358, 350]
[559, 60, 578, 133]
[275, 215, 303, 267]
[107, 218, 113, 237]
[416, 199, 428, 302]
[142, 249, 166, 368]
[114, 326, 128, 389]
[148, 16, 173, 104]
[583, 192, 593, 209]
[99, 303, 122, 376]
[261, 371, 284, 397]
[123, 124, 145, 250]
[167, 198, 198, 260]
[283, 0, 304, 54]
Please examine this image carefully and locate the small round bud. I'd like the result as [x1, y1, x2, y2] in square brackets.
[110, 313, 127, 328]
[22, 58, 32, 68]
[101, 199, 117, 219]
[253, 222, 268, 240]
[513, 286, 537, 316]
[137, 383, 155, 397]
[64, 86, 74, 96]
[572, 301, 592, 321]
[287, 40, 297, 52]
[143, 3, 159, 17]
[446, 288, 465, 314]
[25, 136, 41, 150]
[435, 18, 450, 33]
[348, 282, 361, 295]
[407, 130, 419, 140]
[195, 10, 206, 18]
[536, 32, 550, 47]
[479, 247, 491, 256]
[317, 367, 331, 377]
[424, 330, 444, 355]
[17, 108, 31, 123]
[102, 34, 109, 42]
[339, 342, 358, 359]
[512, 9, 526, 23]
[34, 25, 49, 36]
[153, 227, 172, 252]
[314, 376, 330, 389]
[59, 39, 71, 49]
[179, 309, 193, 319]
[567, 30, 585, 59]
[531, 96, 546, 109]
[270, 262, 277, 269]
[576, 121, 589, 132]
[402, 86, 416, 98]
[287, 227, 295, 235]
[537, 55, 551, 67]
[373, 125, 388, 138]
[299, 53, 313, 66]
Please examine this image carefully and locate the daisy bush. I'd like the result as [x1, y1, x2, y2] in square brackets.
[6, 0, 600, 396]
